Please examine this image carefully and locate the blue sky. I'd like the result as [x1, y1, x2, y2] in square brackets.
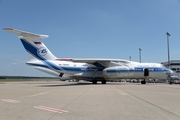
[0, 0, 180, 77]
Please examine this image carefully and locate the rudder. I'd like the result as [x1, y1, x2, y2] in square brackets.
[20, 37, 57, 60]
[3, 28, 57, 60]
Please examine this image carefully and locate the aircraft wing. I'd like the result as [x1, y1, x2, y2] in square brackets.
[72, 58, 131, 68]
[72, 58, 130, 63]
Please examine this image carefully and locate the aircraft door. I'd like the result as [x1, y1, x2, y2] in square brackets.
[141, 68, 149, 84]
[144, 68, 149, 76]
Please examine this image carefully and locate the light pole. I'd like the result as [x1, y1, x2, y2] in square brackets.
[139, 48, 142, 63]
[166, 32, 170, 69]
[129, 56, 131, 61]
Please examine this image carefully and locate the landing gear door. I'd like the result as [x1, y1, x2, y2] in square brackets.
[116, 66, 129, 77]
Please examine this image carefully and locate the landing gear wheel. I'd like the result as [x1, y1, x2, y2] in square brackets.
[92, 80, 97, 84]
[169, 81, 172, 85]
[101, 80, 106, 84]
[141, 80, 146, 84]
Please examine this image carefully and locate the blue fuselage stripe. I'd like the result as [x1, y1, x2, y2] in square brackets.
[107, 67, 169, 73]
[21, 39, 170, 74]
[27, 63, 102, 72]
[21, 39, 61, 70]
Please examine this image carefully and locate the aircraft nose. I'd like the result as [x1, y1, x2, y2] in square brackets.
[170, 70, 174, 75]
[165, 69, 173, 79]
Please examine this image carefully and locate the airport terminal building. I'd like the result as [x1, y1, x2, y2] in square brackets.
[161, 60, 180, 77]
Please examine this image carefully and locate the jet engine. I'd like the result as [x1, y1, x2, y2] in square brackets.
[103, 66, 134, 78]
[59, 73, 74, 81]
[60, 76, 73, 81]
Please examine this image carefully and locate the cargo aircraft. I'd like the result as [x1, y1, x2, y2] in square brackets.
[3, 28, 173, 84]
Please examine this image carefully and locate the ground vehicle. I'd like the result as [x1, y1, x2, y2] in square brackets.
[168, 76, 180, 84]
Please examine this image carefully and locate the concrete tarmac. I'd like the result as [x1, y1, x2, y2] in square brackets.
[0, 81, 180, 120]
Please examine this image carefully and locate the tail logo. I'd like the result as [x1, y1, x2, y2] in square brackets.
[38, 47, 47, 56]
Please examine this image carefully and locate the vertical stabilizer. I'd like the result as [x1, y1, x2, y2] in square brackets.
[3, 28, 57, 60]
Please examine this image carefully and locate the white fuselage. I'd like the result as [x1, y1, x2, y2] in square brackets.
[26, 59, 172, 81]
[4, 28, 173, 84]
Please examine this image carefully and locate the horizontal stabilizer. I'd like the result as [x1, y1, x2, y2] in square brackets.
[4, 28, 57, 60]
[3, 28, 48, 39]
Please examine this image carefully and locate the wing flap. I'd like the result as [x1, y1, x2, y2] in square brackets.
[72, 58, 130, 64]
[72, 58, 131, 68]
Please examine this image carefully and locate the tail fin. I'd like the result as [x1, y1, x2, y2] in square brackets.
[3, 28, 57, 60]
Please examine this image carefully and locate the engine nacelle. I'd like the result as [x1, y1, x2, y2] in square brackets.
[103, 66, 134, 78]
[60, 76, 73, 81]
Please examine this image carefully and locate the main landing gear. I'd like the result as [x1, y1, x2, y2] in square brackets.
[92, 80, 97, 84]
[141, 80, 146, 84]
[92, 80, 106, 84]
[101, 80, 106, 84]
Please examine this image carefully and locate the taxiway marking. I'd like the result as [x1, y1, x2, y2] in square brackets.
[1, 99, 20, 103]
[34, 105, 68, 113]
